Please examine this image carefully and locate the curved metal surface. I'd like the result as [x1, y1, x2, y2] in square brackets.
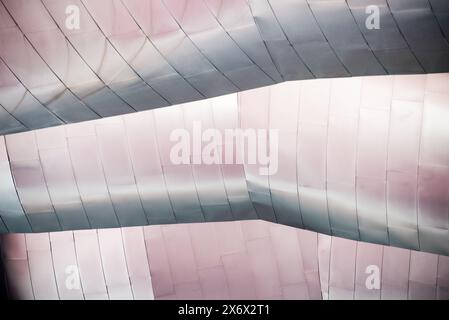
[1, 0, 449, 135]
[0, 73, 448, 257]
[1, 220, 448, 300]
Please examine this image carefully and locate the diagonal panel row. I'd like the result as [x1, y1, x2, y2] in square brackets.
[1, 220, 448, 300]
[0, 227, 154, 300]
[319, 233, 449, 299]
[0, 73, 448, 256]
[1, 0, 449, 134]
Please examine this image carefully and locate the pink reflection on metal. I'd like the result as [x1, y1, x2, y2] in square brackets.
[1, 220, 448, 300]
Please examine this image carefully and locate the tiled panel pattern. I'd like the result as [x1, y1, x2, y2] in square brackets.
[1, 0, 449, 134]
[319, 233, 449, 300]
[1, 220, 448, 300]
[0, 73, 448, 256]
[1, 227, 154, 300]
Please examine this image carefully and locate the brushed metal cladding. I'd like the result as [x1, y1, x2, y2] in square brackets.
[1, 0, 449, 134]
[1, 220, 448, 300]
[0, 136, 31, 232]
[0, 73, 448, 257]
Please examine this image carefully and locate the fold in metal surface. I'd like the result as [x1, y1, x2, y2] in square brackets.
[0, 73, 448, 256]
[1, 0, 449, 135]
[1, 220, 448, 300]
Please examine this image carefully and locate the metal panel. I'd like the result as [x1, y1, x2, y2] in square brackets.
[354, 242, 382, 299]
[240, 86, 277, 222]
[270, 224, 308, 298]
[153, 106, 205, 223]
[123, 112, 176, 224]
[328, 237, 357, 300]
[6, 132, 60, 232]
[381, 245, 409, 299]
[269, 82, 303, 227]
[327, 77, 360, 240]
[49, 231, 84, 300]
[356, 107, 389, 244]
[95, 119, 147, 226]
[386, 98, 422, 249]
[66, 123, 119, 229]
[1, 234, 34, 299]
[35, 127, 90, 230]
[143, 225, 174, 297]
[183, 100, 233, 222]
[347, 0, 423, 74]
[297, 79, 331, 234]
[25, 233, 59, 299]
[0, 73, 448, 259]
[248, 0, 313, 80]
[1, 220, 449, 300]
[210, 94, 257, 220]
[73, 230, 108, 300]
[307, 0, 385, 76]
[409, 250, 438, 299]
[97, 228, 133, 299]
[0, 136, 30, 232]
[268, 0, 348, 77]
[122, 226, 154, 299]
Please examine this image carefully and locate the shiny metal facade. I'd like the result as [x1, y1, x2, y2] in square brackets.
[0, 73, 448, 257]
[1, 0, 449, 135]
[1, 220, 448, 300]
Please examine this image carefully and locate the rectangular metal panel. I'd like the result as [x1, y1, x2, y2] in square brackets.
[66, 123, 119, 228]
[95, 119, 147, 226]
[73, 230, 108, 299]
[97, 228, 133, 299]
[123, 112, 176, 224]
[49, 231, 84, 300]
[122, 226, 154, 300]
[269, 82, 303, 228]
[36, 127, 90, 230]
[25, 233, 59, 299]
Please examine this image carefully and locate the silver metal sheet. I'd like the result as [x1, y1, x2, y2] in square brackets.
[327, 78, 360, 239]
[1, 234, 34, 299]
[354, 242, 383, 299]
[0, 73, 448, 259]
[269, 82, 303, 228]
[0, 105, 25, 135]
[49, 232, 84, 300]
[268, 0, 348, 77]
[210, 94, 257, 221]
[25, 233, 59, 299]
[240, 86, 277, 223]
[0, 57, 62, 130]
[95, 119, 148, 227]
[122, 226, 155, 299]
[347, 0, 423, 74]
[5, 132, 60, 232]
[409, 250, 439, 299]
[182, 100, 233, 222]
[0, 136, 30, 232]
[97, 228, 133, 299]
[1, 220, 449, 300]
[66, 123, 119, 229]
[307, 0, 386, 76]
[35, 127, 91, 230]
[297, 79, 331, 234]
[388, 0, 449, 72]
[73, 230, 109, 299]
[153, 105, 205, 223]
[328, 236, 357, 299]
[205, 0, 281, 82]
[430, 0, 449, 39]
[0, 0, 448, 134]
[123, 112, 176, 224]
